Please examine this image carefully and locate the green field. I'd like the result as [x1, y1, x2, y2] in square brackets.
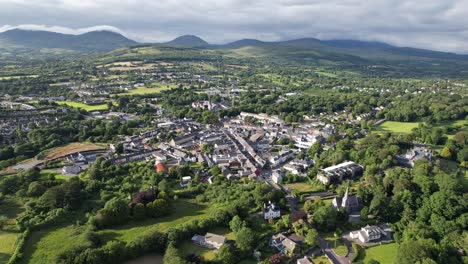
[0, 198, 25, 263]
[57, 101, 109, 111]
[118, 82, 178, 96]
[359, 243, 399, 264]
[285, 182, 316, 194]
[315, 70, 338, 78]
[375, 121, 421, 134]
[20, 199, 213, 263]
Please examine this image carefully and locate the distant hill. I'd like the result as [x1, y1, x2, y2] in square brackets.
[164, 35, 209, 47]
[0, 29, 137, 52]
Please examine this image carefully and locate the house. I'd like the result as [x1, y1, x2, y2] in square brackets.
[272, 170, 284, 184]
[155, 161, 168, 173]
[62, 164, 82, 175]
[332, 186, 361, 213]
[317, 161, 363, 185]
[396, 146, 432, 168]
[180, 176, 192, 188]
[264, 201, 281, 220]
[191, 233, 227, 249]
[297, 256, 314, 264]
[350, 225, 386, 243]
[270, 233, 299, 255]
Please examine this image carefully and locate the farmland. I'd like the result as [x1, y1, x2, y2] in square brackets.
[57, 101, 109, 111]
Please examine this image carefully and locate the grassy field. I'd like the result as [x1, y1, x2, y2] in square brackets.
[38, 142, 105, 160]
[359, 243, 398, 264]
[285, 182, 315, 194]
[0, 197, 25, 263]
[20, 199, 212, 263]
[312, 253, 330, 264]
[374, 121, 421, 134]
[118, 82, 178, 96]
[315, 70, 338, 78]
[57, 101, 109, 111]
[98, 199, 212, 243]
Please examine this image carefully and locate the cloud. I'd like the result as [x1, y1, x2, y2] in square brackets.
[0, 0, 467, 53]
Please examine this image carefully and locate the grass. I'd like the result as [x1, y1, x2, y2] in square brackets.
[285, 182, 315, 194]
[374, 121, 421, 134]
[315, 70, 338, 78]
[323, 233, 348, 256]
[359, 243, 398, 264]
[57, 101, 109, 111]
[312, 253, 330, 264]
[37, 142, 105, 160]
[117, 82, 178, 96]
[0, 197, 25, 263]
[20, 199, 212, 264]
[98, 199, 212, 243]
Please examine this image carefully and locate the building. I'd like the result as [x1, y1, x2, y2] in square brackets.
[297, 256, 314, 264]
[396, 146, 432, 168]
[264, 201, 281, 220]
[155, 161, 168, 173]
[191, 233, 227, 249]
[62, 164, 82, 175]
[180, 176, 192, 188]
[350, 225, 386, 243]
[317, 161, 363, 185]
[332, 186, 361, 213]
[272, 170, 284, 184]
[269, 150, 295, 167]
[270, 233, 299, 255]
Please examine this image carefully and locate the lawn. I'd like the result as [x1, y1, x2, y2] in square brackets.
[118, 82, 177, 96]
[312, 253, 330, 264]
[285, 182, 315, 194]
[0, 197, 25, 263]
[57, 101, 109, 111]
[19, 199, 212, 264]
[359, 243, 398, 264]
[323, 233, 348, 256]
[374, 121, 421, 134]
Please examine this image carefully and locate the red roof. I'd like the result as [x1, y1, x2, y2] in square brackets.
[155, 162, 168, 173]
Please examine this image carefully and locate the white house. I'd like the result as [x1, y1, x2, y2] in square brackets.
[350, 225, 386, 243]
[192, 233, 227, 249]
[297, 256, 314, 264]
[272, 170, 284, 184]
[180, 176, 192, 188]
[264, 201, 281, 220]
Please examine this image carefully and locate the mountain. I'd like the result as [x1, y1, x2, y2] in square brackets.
[164, 35, 209, 47]
[220, 39, 266, 49]
[0, 29, 137, 52]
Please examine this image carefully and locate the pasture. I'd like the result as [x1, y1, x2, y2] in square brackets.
[57, 101, 109, 111]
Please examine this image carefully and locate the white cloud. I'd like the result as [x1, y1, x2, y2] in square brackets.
[0, 0, 467, 53]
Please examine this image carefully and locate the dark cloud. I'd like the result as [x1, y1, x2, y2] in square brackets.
[0, 0, 467, 53]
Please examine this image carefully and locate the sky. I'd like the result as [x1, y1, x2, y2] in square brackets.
[0, 0, 467, 53]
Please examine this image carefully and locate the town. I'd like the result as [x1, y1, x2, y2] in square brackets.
[0, 25, 467, 264]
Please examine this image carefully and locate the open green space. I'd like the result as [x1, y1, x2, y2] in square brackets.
[98, 199, 212, 243]
[0, 197, 25, 263]
[358, 243, 399, 264]
[19, 199, 212, 263]
[374, 121, 421, 134]
[315, 70, 338, 78]
[323, 233, 348, 256]
[118, 82, 178, 96]
[312, 253, 330, 264]
[57, 101, 109, 111]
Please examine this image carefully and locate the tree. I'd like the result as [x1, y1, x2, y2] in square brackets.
[440, 147, 452, 159]
[217, 244, 238, 264]
[236, 227, 256, 252]
[281, 215, 290, 227]
[163, 246, 186, 264]
[229, 215, 245, 233]
[305, 228, 319, 247]
[0, 215, 7, 230]
[133, 203, 146, 220]
[396, 239, 438, 264]
[27, 182, 46, 197]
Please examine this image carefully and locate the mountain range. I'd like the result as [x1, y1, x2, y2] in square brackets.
[0, 29, 467, 62]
